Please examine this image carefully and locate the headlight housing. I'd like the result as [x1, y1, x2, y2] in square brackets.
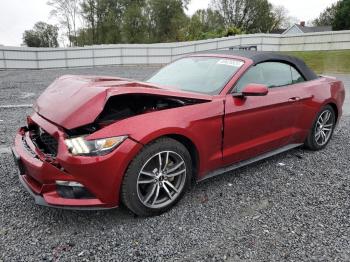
[64, 136, 127, 156]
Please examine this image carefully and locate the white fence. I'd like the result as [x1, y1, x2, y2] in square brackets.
[1, 30, 350, 70]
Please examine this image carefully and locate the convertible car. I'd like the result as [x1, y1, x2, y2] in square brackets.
[12, 51, 345, 216]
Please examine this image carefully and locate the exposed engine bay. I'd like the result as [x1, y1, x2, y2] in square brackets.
[66, 94, 206, 136]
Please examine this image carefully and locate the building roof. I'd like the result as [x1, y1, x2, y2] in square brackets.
[295, 24, 332, 33]
[196, 50, 318, 81]
[270, 28, 287, 34]
[283, 24, 332, 35]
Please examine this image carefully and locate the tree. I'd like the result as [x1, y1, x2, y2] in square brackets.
[195, 9, 225, 33]
[122, 0, 148, 43]
[80, 0, 97, 44]
[313, 2, 339, 26]
[80, 0, 134, 45]
[313, 0, 350, 30]
[186, 9, 225, 40]
[247, 0, 275, 33]
[224, 26, 243, 36]
[210, 0, 278, 33]
[74, 0, 295, 45]
[147, 0, 189, 42]
[271, 5, 291, 30]
[333, 0, 350, 30]
[48, 0, 80, 46]
[23, 22, 59, 47]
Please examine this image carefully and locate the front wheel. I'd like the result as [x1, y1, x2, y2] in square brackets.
[304, 105, 336, 150]
[121, 138, 192, 216]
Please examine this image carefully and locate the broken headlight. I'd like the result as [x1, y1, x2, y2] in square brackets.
[64, 136, 127, 156]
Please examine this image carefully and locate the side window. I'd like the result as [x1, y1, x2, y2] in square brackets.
[234, 65, 265, 92]
[259, 62, 292, 88]
[291, 66, 305, 84]
[235, 62, 299, 92]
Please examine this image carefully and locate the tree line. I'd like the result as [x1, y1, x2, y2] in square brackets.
[313, 0, 350, 30]
[23, 0, 350, 47]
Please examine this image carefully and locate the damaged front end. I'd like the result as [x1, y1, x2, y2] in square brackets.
[24, 75, 212, 162]
[22, 92, 207, 164]
[67, 94, 206, 136]
[34, 75, 212, 131]
[14, 112, 143, 208]
[13, 75, 213, 208]
[62, 94, 208, 156]
[31, 75, 211, 158]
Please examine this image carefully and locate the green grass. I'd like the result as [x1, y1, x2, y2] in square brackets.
[282, 50, 350, 74]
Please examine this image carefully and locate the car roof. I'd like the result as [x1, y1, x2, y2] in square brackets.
[196, 50, 318, 81]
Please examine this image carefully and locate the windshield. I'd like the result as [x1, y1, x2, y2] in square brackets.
[147, 57, 244, 95]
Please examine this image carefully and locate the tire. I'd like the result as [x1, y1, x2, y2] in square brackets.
[304, 105, 336, 151]
[121, 137, 192, 216]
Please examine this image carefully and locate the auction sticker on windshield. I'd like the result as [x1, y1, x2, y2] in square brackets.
[217, 59, 244, 67]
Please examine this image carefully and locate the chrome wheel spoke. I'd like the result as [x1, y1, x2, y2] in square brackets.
[321, 131, 326, 142]
[158, 153, 162, 171]
[166, 161, 184, 173]
[163, 151, 170, 171]
[140, 171, 156, 177]
[166, 168, 186, 178]
[319, 115, 324, 124]
[323, 111, 331, 124]
[315, 135, 321, 142]
[138, 179, 155, 185]
[164, 181, 179, 193]
[144, 184, 157, 203]
[152, 184, 160, 205]
[162, 183, 173, 199]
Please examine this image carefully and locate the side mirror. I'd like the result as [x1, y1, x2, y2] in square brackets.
[234, 84, 269, 97]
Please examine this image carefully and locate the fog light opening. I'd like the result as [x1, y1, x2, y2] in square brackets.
[56, 181, 95, 199]
[56, 180, 84, 187]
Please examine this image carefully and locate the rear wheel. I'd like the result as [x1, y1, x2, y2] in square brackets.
[304, 105, 336, 150]
[121, 138, 192, 216]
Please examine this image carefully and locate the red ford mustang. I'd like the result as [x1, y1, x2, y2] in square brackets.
[12, 51, 345, 216]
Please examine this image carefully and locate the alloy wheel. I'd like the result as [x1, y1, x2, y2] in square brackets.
[314, 110, 334, 146]
[136, 151, 187, 209]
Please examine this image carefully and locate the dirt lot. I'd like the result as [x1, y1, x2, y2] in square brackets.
[0, 66, 349, 261]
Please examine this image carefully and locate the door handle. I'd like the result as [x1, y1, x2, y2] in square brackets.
[288, 97, 301, 102]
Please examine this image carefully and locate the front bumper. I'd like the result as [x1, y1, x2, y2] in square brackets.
[13, 113, 142, 209]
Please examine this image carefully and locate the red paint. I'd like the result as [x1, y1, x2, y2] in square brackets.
[14, 54, 345, 209]
[241, 83, 269, 96]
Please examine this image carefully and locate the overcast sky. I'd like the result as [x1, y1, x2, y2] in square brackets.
[0, 0, 339, 47]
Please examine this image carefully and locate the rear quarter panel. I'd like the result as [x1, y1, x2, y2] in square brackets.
[291, 77, 345, 143]
[305, 77, 344, 124]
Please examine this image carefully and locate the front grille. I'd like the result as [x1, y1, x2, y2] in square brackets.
[30, 125, 58, 157]
[22, 136, 36, 157]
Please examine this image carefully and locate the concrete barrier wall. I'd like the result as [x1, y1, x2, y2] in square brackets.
[1, 30, 349, 69]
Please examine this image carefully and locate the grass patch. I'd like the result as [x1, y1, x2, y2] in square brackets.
[283, 50, 350, 74]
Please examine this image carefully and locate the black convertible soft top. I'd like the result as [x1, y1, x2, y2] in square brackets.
[198, 50, 318, 81]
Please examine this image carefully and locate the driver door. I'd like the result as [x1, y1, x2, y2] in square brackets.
[222, 62, 303, 166]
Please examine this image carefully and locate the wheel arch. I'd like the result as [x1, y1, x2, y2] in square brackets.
[131, 129, 201, 181]
[327, 102, 339, 123]
[165, 134, 200, 180]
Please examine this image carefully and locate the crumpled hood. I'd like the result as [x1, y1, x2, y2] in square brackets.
[34, 75, 212, 129]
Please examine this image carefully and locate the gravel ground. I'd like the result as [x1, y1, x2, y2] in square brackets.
[0, 65, 160, 107]
[0, 66, 350, 261]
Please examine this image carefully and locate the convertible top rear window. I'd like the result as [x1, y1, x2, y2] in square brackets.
[147, 57, 244, 95]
